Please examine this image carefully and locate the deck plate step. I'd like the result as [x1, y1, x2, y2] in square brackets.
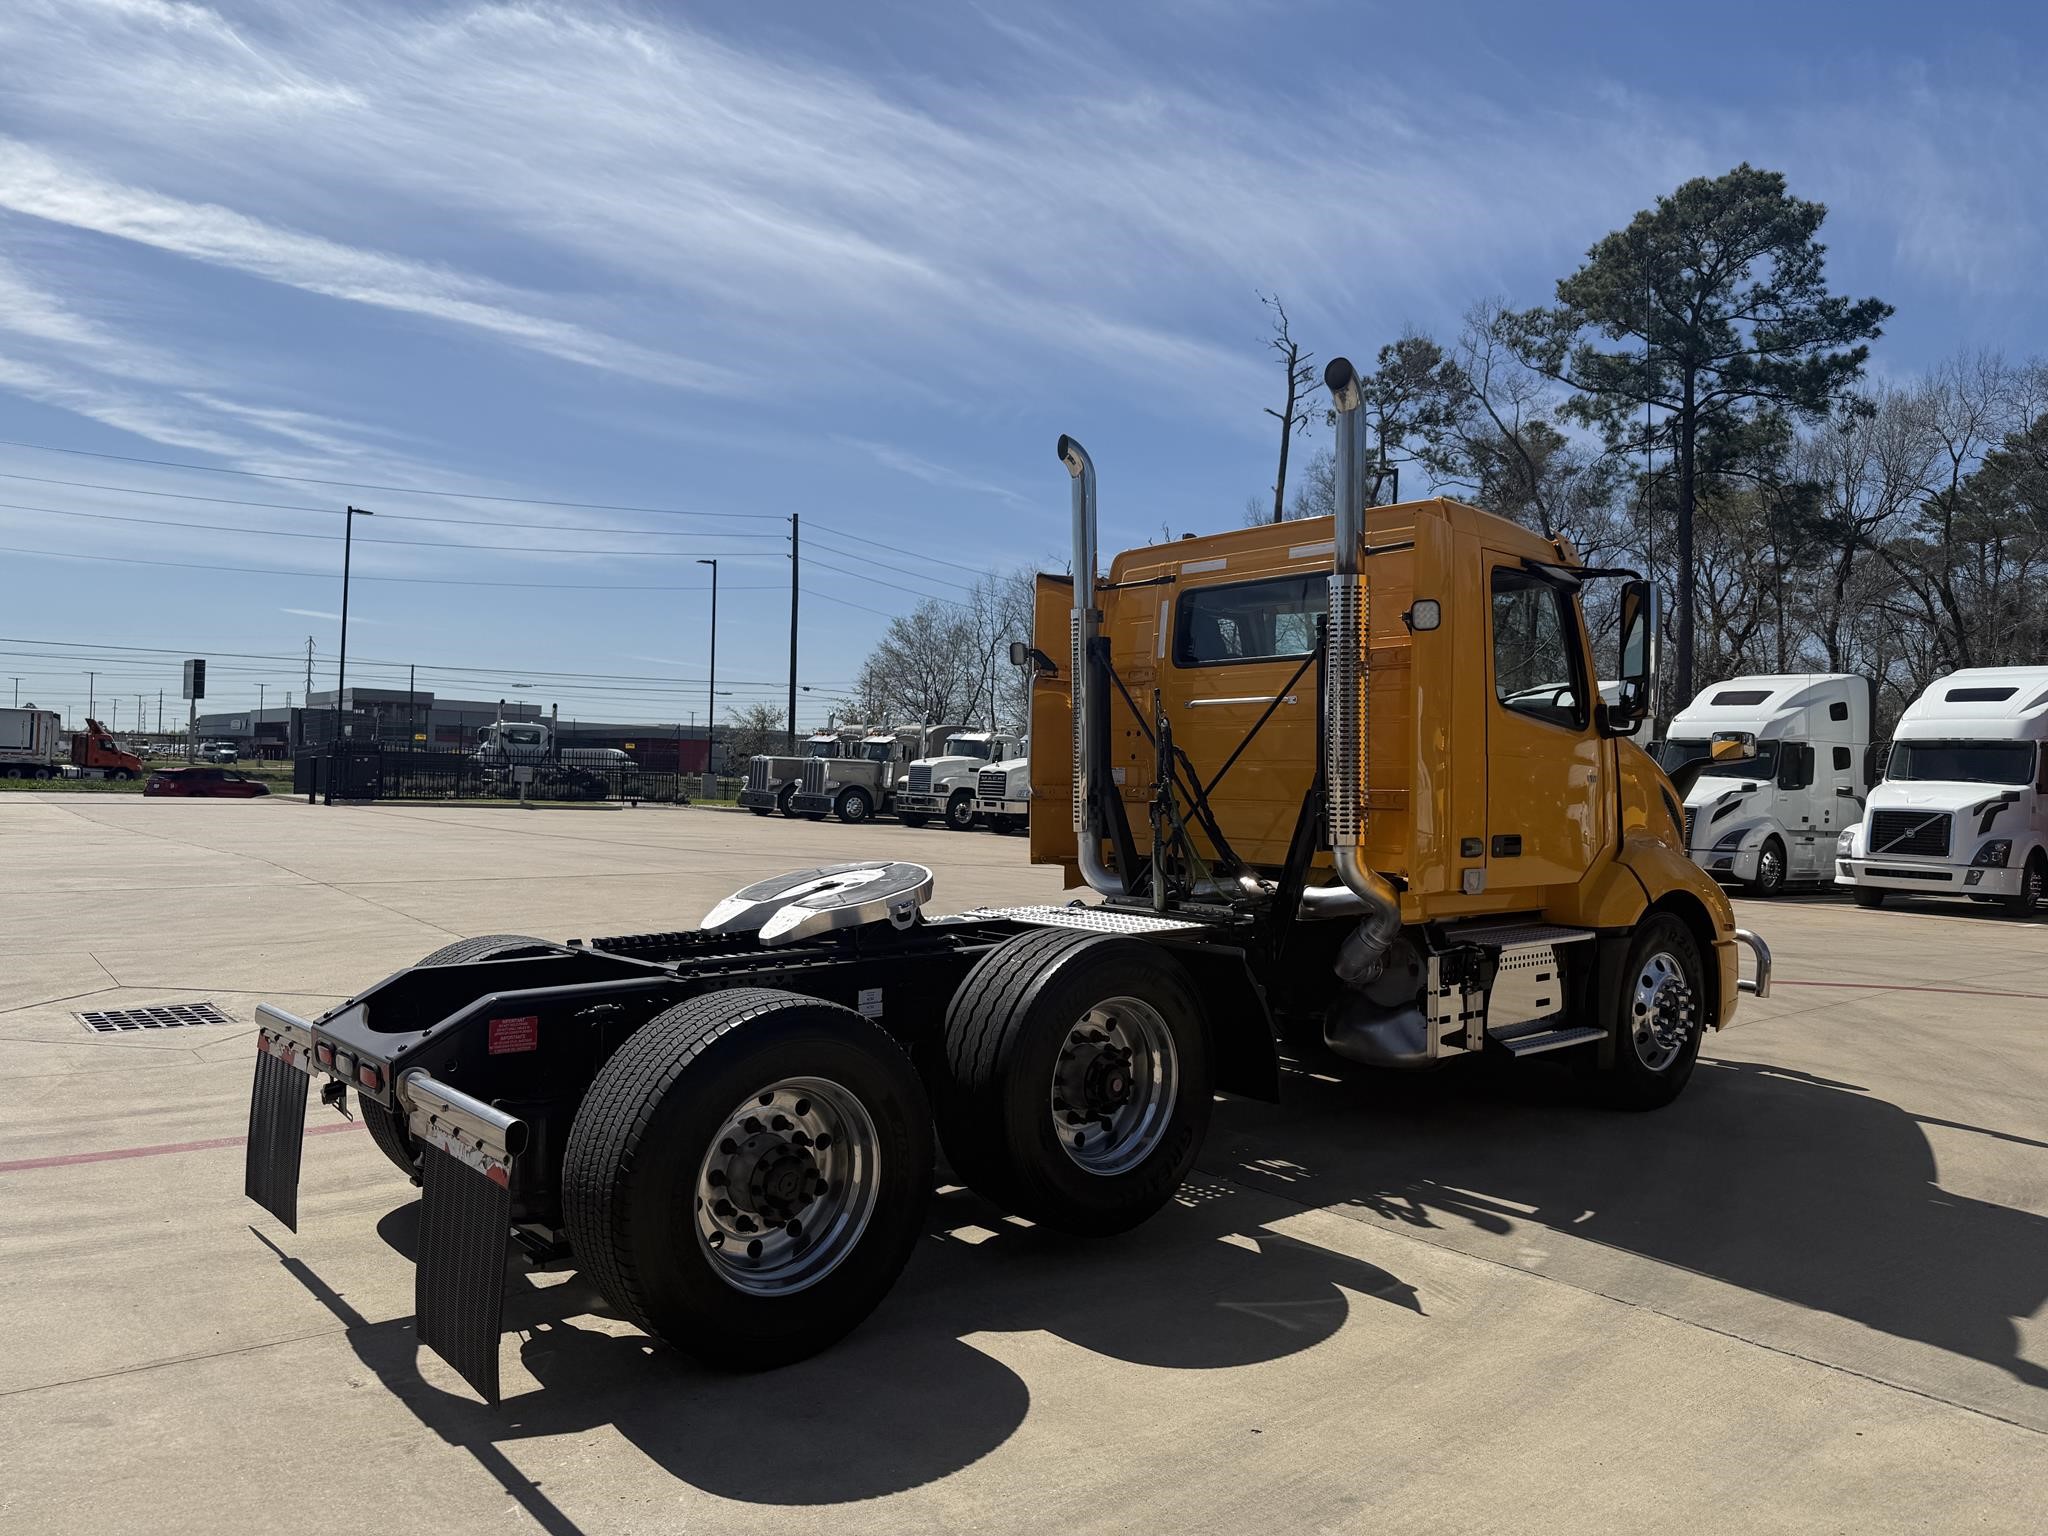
[1496, 1024, 1605, 1057]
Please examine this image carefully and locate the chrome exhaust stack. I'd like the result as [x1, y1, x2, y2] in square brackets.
[1059, 434, 1127, 896]
[1297, 358, 1403, 972]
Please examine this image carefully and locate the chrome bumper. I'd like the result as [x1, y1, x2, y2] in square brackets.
[1733, 927, 1771, 998]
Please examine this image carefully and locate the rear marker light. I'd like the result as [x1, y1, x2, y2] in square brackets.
[357, 1062, 382, 1091]
[315, 1042, 335, 1068]
[333, 1050, 355, 1079]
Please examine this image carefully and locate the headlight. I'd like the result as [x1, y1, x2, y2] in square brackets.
[1836, 830, 1856, 855]
[1714, 828, 1746, 851]
[1972, 840, 2012, 868]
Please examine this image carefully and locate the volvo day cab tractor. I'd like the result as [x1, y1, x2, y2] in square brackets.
[242, 355, 1768, 1409]
[895, 729, 1023, 829]
[1659, 674, 1873, 895]
[1836, 666, 2048, 914]
[740, 729, 858, 816]
[788, 724, 960, 824]
[974, 739, 1031, 834]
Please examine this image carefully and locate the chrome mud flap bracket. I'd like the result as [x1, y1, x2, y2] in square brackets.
[1733, 928, 1772, 998]
[245, 1007, 317, 1231]
[403, 1071, 529, 1405]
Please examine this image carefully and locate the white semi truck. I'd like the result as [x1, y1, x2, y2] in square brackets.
[1836, 666, 2048, 914]
[973, 738, 1030, 834]
[786, 724, 956, 824]
[1657, 674, 1873, 895]
[894, 729, 1023, 830]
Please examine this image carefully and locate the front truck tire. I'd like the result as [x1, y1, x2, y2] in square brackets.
[944, 790, 978, 832]
[898, 812, 929, 829]
[1853, 887, 1887, 909]
[1592, 912, 1708, 1111]
[359, 934, 556, 1179]
[934, 929, 1212, 1236]
[2006, 851, 2046, 917]
[562, 988, 932, 1369]
[1749, 835, 1786, 897]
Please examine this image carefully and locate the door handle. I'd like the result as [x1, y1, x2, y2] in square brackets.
[1187, 695, 1297, 708]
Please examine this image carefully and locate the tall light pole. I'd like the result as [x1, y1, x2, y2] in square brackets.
[9, 677, 20, 708]
[86, 670, 96, 722]
[257, 683, 266, 758]
[336, 505, 373, 743]
[697, 557, 718, 787]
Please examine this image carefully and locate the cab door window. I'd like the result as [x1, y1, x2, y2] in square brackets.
[1490, 568, 1586, 729]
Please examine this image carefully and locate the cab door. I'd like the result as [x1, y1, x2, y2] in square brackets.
[1484, 561, 1604, 892]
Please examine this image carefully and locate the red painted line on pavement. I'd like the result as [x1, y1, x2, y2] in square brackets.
[1772, 979, 2048, 1002]
[0, 1119, 362, 1174]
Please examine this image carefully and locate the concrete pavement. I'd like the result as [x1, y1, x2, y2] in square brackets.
[1, 794, 2041, 1533]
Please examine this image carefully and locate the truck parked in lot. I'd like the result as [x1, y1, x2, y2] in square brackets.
[739, 729, 861, 817]
[895, 729, 1023, 830]
[1836, 666, 2048, 914]
[1656, 674, 1873, 895]
[787, 723, 962, 824]
[0, 709, 145, 780]
[242, 354, 1767, 1409]
[973, 738, 1031, 833]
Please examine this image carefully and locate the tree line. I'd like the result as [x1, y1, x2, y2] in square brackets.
[1252, 164, 2045, 729]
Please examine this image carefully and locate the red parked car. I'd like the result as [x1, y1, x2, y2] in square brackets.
[144, 767, 272, 798]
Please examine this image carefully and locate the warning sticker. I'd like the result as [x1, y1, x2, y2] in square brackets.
[488, 1015, 540, 1054]
[857, 988, 884, 1018]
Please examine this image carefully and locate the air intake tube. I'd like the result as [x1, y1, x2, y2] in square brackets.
[1296, 358, 1403, 974]
[1059, 434, 1128, 897]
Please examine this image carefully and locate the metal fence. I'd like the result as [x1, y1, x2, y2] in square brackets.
[294, 746, 743, 805]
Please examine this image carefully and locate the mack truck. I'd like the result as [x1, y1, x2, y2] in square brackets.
[787, 723, 961, 824]
[242, 355, 1769, 1406]
[0, 708, 145, 780]
[973, 737, 1031, 834]
[894, 728, 1024, 830]
[738, 729, 859, 817]
[1836, 665, 2048, 914]
[1657, 673, 1874, 895]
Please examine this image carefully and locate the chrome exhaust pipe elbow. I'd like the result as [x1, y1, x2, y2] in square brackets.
[1059, 434, 1126, 897]
[1299, 358, 1403, 964]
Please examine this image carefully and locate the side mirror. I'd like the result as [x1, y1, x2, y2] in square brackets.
[1711, 730, 1758, 763]
[1008, 640, 1029, 668]
[1605, 579, 1661, 735]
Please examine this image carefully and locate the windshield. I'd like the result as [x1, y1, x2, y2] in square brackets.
[805, 739, 840, 757]
[1888, 739, 2035, 786]
[941, 737, 993, 760]
[1659, 738, 1778, 779]
[862, 742, 894, 762]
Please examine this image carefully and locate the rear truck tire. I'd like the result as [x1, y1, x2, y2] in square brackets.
[898, 812, 929, 829]
[1749, 836, 1786, 897]
[944, 790, 978, 831]
[2006, 851, 2046, 917]
[1853, 888, 1887, 909]
[749, 804, 773, 817]
[835, 786, 873, 824]
[562, 988, 932, 1369]
[775, 783, 798, 817]
[358, 934, 555, 1179]
[1592, 912, 1707, 1112]
[934, 929, 1212, 1236]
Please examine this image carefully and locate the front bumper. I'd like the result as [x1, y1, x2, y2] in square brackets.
[975, 798, 1030, 816]
[1835, 858, 2022, 896]
[738, 788, 780, 810]
[894, 792, 951, 816]
[788, 792, 836, 815]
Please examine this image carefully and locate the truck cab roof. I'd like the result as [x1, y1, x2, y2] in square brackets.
[1894, 667, 2048, 741]
[1666, 673, 1869, 742]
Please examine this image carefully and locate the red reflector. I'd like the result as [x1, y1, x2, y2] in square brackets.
[488, 1015, 540, 1054]
[357, 1062, 382, 1091]
[315, 1042, 335, 1068]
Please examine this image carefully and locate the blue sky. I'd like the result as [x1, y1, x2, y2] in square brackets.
[1, 0, 2042, 731]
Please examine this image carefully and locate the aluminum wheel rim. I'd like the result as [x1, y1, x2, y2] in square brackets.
[1049, 996, 1178, 1176]
[693, 1076, 880, 1296]
[1758, 844, 1782, 888]
[1630, 951, 1696, 1072]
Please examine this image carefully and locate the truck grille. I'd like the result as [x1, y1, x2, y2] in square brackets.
[978, 768, 1007, 800]
[908, 765, 932, 795]
[1683, 809, 1696, 848]
[801, 758, 827, 793]
[1868, 810, 1950, 857]
[746, 759, 769, 791]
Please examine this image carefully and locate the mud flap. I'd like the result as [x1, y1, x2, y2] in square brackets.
[414, 1133, 514, 1404]
[245, 1045, 310, 1231]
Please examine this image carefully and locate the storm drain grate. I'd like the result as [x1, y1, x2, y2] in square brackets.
[77, 1002, 236, 1033]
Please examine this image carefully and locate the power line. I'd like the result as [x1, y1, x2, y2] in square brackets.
[804, 529, 979, 594]
[0, 437, 786, 519]
[804, 555, 973, 609]
[809, 521, 996, 578]
[0, 544, 787, 593]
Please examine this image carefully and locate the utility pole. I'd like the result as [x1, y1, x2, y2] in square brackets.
[408, 664, 416, 750]
[335, 506, 371, 746]
[787, 512, 800, 752]
[698, 557, 719, 789]
[158, 690, 163, 734]
[86, 670, 96, 721]
[8, 677, 19, 708]
[257, 683, 266, 755]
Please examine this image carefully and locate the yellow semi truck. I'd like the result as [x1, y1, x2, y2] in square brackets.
[243, 355, 1768, 1403]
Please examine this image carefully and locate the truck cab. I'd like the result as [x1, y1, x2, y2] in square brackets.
[788, 726, 942, 824]
[474, 720, 550, 763]
[896, 730, 1022, 831]
[71, 719, 145, 780]
[974, 736, 1031, 834]
[1657, 674, 1873, 895]
[1836, 666, 2048, 914]
[740, 730, 857, 816]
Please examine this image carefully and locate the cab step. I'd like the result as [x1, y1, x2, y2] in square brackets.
[1495, 1024, 1604, 1058]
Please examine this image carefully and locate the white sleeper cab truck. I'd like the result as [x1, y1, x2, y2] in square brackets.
[1659, 674, 1873, 895]
[1837, 666, 2048, 914]
[973, 738, 1030, 834]
[895, 730, 1021, 830]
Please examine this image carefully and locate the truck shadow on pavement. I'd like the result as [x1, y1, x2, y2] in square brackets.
[1213, 1050, 2048, 1401]
[256, 1181, 1419, 1526]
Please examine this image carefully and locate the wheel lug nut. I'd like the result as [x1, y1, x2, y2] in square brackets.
[771, 1114, 791, 1132]
[747, 1239, 763, 1259]
[707, 1169, 726, 1187]
[714, 1198, 734, 1217]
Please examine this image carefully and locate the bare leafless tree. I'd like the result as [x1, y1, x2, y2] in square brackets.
[1258, 292, 1321, 525]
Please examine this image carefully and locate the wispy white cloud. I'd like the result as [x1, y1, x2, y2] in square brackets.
[833, 436, 1032, 505]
